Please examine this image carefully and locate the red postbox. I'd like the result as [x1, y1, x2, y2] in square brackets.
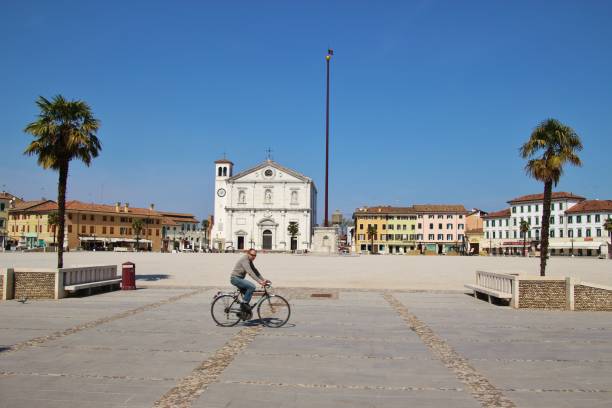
[122, 262, 136, 290]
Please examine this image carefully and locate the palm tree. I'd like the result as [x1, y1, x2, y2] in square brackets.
[519, 220, 530, 257]
[604, 217, 612, 260]
[132, 218, 144, 252]
[287, 222, 299, 251]
[520, 119, 582, 276]
[367, 225, 377, 254]
[24, 95, 101, 268]
[202, 219, 210, 251]
[47, 211, 60, 249]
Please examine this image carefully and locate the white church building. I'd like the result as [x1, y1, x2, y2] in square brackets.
[211, 158, 317, 252]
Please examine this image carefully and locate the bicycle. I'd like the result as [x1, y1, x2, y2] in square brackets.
[211, 283, 291, 328]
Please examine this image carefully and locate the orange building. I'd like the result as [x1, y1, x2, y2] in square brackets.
[64, 201, 163, 251]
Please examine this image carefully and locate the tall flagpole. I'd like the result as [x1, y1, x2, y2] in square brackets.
[324, 49, 333, 227]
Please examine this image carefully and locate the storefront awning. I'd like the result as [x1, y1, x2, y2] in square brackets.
[108, 238, 152, 244]
[79, 237, 110, 242]
[549, 241, 605, 249]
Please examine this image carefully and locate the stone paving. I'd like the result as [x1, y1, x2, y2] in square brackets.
[1, 288, 611, 407]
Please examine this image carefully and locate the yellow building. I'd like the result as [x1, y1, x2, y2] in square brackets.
[353, 206, 419, 254]
[8, 200, 164, 251]
[7, 200, 58, 249]
[1, 192, 21, 248]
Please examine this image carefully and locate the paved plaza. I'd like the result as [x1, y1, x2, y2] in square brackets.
[1, 252, 611, 290]
[1, 285, 611, 407]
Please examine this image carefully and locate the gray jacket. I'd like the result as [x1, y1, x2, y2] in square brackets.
[231, 255, 263, 281]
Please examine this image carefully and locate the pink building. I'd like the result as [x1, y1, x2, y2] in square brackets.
[413, 205, 469, 254]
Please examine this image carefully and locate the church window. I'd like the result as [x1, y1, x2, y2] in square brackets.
[265, 169, 273, 177]
[291, 191, 298, 204]
[238, 191, 246, 204]
[222, 167, 227, 176]
[218, 167, 222, 177]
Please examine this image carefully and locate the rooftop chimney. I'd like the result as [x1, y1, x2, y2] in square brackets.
[124, 202, 129, 213]
[115, 202, 121, 213]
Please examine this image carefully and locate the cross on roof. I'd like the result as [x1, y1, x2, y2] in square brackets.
[265, 147, 273, 161]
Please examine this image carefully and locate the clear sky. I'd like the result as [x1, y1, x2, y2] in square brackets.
[1, 0, 611, 222]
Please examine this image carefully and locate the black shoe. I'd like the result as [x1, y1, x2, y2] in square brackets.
[240, 302, 251, 312]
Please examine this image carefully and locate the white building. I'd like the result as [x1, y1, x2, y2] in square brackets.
[484, 192, 611, 257]
[211, 158, 317, 252]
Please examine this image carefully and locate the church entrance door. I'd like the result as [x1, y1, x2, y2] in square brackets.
[290, 236, 297, 251]
[262, 230, 272, 250]
[237, 236, 244, 250]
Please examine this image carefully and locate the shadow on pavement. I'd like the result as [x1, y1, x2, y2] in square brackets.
[136, 274, 170, 281]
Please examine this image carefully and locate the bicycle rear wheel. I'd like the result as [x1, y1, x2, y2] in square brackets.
[257, 294, 291, 328]
[211, 294, 241, 327]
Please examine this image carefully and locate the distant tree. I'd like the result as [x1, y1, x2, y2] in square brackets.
[24, 95, 101, 268]
[604, 217, 612, 260]
[202, 219, 210, 250]
[367, 225, 377, 254]
[132, 218, 144, 251]
[47, 211, 60, 248]
[287, 222, 299, 251]
[520, 118, 582, 276]
[520, 220, 531, 257]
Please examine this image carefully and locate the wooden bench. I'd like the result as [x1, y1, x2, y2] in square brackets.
[64, 278, 122, 295]
[465, 271, 515, 304]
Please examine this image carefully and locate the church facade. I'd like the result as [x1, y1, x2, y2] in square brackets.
[211, 159, 317, 252]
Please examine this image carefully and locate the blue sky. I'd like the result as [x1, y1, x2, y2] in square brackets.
[1, 0, 611, 222]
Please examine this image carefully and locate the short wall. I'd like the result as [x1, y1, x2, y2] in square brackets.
[469, 271, 612, 311]
[575, 283, 612, 311]
[2, 265, 119, 300]
[14, 270, 56, 299]
[518, 279, 567, 310]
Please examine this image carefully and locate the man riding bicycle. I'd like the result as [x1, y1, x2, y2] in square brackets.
[231, 248, 270, 313]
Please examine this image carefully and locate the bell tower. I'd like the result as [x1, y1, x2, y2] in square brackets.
[211, 158, 233, 251]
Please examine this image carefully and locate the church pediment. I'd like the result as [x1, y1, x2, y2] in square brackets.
[228, 160, 312, 184]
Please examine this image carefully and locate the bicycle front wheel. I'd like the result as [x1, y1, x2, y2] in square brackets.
[257, 294, 291, 328]
[211, 294, 241, 327]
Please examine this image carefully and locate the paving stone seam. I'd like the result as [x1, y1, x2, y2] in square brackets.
[258, 332, 413, 342]
[90, 328, 235, 336]
[137, 284, 465, 294]
[488, 325, 610, 331]
[383, 293, 517, 408]
[0, 370, 177, 382]
[0, 289, 205, 355]
[241, 350, 437, 361]
[153, 325, 262, 408]
[462, 338, 610, 345]
[471, 357, 612, 363]
[221, 380, 464, 392]
[31, 344, 212, 355]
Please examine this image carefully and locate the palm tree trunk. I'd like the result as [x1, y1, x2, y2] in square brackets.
[56, 161, 68, 269]
[523, 235, 526, 257]
[539, 180, 553, 276]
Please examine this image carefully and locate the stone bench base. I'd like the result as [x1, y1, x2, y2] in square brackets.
[465, 284, 512, 303]
[65, 278, 122, 293]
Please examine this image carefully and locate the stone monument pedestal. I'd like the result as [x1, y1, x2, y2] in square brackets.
[311, 226, 339, 254]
